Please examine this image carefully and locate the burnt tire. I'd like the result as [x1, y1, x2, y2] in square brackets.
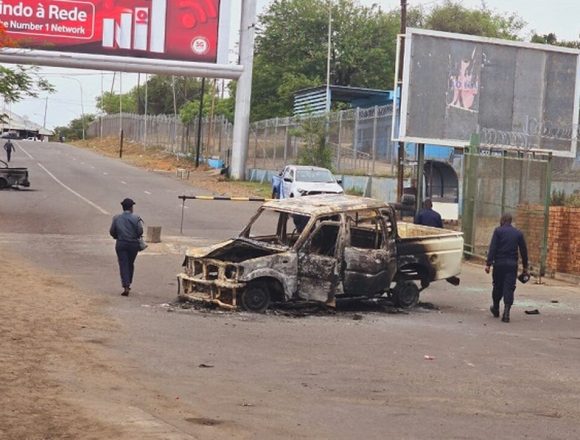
[240, 283, 271, 313]
[392, 281, 420, 309]
[0, 178, 8, 189]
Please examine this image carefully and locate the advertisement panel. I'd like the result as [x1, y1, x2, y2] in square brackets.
[398, 28, 580, 158]
[0, 0, 223, 63]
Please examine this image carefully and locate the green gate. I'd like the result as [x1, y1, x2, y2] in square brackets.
[462, 142, 552, 276]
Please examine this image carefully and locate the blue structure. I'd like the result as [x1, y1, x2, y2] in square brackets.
[293, 85, 394, 116]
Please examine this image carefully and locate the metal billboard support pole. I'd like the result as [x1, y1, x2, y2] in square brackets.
[396, 0, 407, 203]
[195, 77, 206, 167]
[415, 143, 425, 216]
[230, 0, 257, 180]
[539, 152, 552, 280]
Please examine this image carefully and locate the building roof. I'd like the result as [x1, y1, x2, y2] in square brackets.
[262, 194, 388, 216]
[0, 110, 53, 136]
[293, 85, 394, 116]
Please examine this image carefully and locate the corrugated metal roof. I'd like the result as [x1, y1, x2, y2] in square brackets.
[293, 85, 394, 117]
[0, 110, 53, 135]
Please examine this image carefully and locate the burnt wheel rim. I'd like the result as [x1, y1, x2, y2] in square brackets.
[395, 283, 419, 308]
[242, 287, 270, 312]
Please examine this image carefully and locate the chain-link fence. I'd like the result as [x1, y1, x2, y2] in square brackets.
[89, 104, 399, 175]
[462, 150, 552, 274]
[87, 113, 234, 159]
[249, 104, 398, 175]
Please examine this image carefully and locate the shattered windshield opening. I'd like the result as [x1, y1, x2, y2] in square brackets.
[296, 170, 334, 183]
[242, 208, 311, 247]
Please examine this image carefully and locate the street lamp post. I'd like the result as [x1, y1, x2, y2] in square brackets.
[63, 76, 86, 140]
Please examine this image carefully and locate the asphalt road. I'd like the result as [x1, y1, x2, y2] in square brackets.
[2, 141, 580, 439]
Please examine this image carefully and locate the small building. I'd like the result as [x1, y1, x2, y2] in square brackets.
[293, 85, 394, 116]
[0, 110, 53, 140]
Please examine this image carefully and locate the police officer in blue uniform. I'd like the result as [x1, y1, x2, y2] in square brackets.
[485, 213, 529, 323]
[110, 198, 144, 296]
[415, 198, 443, 228]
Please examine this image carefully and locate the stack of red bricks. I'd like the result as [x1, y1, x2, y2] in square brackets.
[547, 207, 580, 275]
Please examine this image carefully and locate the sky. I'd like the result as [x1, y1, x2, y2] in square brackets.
[7, 0, 580, 130]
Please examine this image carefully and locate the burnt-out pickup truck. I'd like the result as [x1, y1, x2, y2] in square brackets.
[0, 160, 30, 189]
[178, 195, 463, 312]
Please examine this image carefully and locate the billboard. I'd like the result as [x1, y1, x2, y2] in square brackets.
[397, 28, 580, 158]
[0, 0, 226, 63]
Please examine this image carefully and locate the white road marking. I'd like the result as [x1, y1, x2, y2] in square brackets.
[103, 172, 108, 175]
[37, 163, 110, 215]
[16, 143, 34, 159]
[144, 190, 152, 195]
[121, 180, 127, 185]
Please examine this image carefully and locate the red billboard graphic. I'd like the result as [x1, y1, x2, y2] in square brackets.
[0, 0, 222, 62]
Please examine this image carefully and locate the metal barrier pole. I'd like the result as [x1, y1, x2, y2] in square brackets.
[180, 197, 186, 235]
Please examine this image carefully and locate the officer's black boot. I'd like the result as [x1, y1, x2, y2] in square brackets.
[502, 305, 511, 323]
[490, 304, 500, 318]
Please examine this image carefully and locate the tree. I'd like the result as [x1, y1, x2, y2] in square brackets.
[531, 33, 580, 49]
[179, 80, 236, 124]
[95, 75, 204, 116]
[250, 0, 525, 121]
[53, 114, 95, 141]
[96, 91, 137, 114]
[418, 0, 525, 39]
[135, 75, 203, 115]
[292, 115, 333, 169]
[0, 23, 53, 120]
[251, 0, 400, 120]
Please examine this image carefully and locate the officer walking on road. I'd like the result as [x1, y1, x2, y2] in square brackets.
[485, 213, 529, 323]
[109, 198, 144, 296]
[4, 140, 15, 162]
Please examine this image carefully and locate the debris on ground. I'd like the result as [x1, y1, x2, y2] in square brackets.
[424, 355, 435, 360]
[162, 296, 425, 318]
[525, 309, 540, 315]
[198, 363, 214, 368]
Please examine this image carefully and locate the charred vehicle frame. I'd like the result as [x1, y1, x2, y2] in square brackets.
[178, 195, 463, 312]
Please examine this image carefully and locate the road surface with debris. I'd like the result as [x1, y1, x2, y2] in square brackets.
[1, 140, 580, 439]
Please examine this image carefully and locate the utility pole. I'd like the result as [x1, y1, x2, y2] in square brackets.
[42, 96, 48, 129]
[396, 0, 407, 204]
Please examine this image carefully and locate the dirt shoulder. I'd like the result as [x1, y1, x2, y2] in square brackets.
[0, 250, 124, 439]
[1, 248, 236, 440]
[73, 137, 271, 198]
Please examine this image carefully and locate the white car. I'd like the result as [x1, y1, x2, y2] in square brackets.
[281, 165, 343, 198]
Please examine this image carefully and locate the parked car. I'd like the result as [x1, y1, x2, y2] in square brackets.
[178, 195, 463, 312]
[281, 165, 343, 198]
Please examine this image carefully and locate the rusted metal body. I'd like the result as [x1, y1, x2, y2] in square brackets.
[0, 160, 30, 189]
[178, 195, 463, 311]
